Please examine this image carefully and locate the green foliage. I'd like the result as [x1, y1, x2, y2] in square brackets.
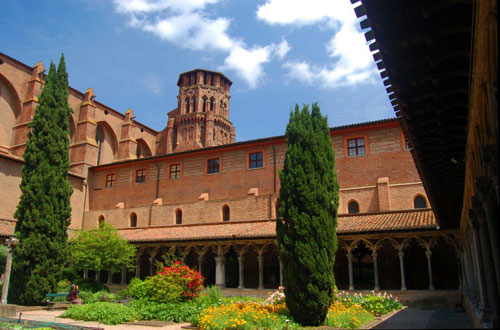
[61, 302, 138, 325]
[69, 222, 136, 274]
[128, 276, 183, 303]
[277, 103, 339, 326]
[130, 299, 200, 323]
[0, 245, 7, 274]
[74, 278, 110, 293]
[10, 55, 73, 305]
[129, 262, 204, 303]
[336, 292, 403, 316]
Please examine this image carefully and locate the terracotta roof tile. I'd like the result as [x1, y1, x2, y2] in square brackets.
[118, 209, 437, 243]
[1, 210, 436, 240]
[0, 219, 16, 237]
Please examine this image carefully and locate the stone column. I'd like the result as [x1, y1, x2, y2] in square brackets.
[473, 197, 500, 323]
[149, 256, 155, 276]
[257, 255, 264, 289]
[372, 252, 380, 291]
[83, 269, 88, 279]
[347, 252, 354, 291]
[198, 255, 203, 276]
[121, 266, 127, 285]
[107, 272, 113, 285]
[425, 250, 434, 290]
[456, 250, 464, 291]
[470, 215, 489, 311]
[476, 177, 500, 293]
[135, 257, 141, 278]
[279, 259, 283, 287]
[215, 256, 226, 289]
[237, 256, 245, 289]
[398, 251, 407, 291]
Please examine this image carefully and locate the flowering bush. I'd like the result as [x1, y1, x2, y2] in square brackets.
[195, 301, 297, 330]
[326, 300, 373, 329]
[128, 261, 204, 303]
[336, 291, 402, 316]
[264, 286, 285, 305]
[160, 261, 204, 300]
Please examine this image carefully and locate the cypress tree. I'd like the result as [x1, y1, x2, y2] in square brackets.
[277, 103, 339, 326]
[10, 55, 73, 305]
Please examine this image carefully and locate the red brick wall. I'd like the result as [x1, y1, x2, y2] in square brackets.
[85, 120, 428, 228]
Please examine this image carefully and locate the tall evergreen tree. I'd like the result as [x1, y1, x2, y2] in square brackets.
[277, 103, 339, 326]
[10, 55, 73, 305]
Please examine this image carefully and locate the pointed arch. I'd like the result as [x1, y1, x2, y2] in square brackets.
[95, 121, 118, 165]
[0, 74, 22, 149]
[136, 138, 152, 158]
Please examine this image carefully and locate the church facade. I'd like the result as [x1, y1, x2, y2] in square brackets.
[0, 51, 459, 292]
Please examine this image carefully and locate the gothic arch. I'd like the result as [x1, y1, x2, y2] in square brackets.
[136, 138, 152, 158]
[68, 115, 76, 144]
[95, 121, 118, 165]
[0, 74, 22, 149]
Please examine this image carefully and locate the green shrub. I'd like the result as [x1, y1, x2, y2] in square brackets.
[74, 278, 109, 293]
[361, 294, 402, 316]
[130, 299, 200, 323]
[127, 278, 148, 300]
[61, 302, 137, 325]
[78, 291, 97, 304]
[128, 263, 204, 303]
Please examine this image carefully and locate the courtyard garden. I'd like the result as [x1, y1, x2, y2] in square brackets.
[57, 262, 402, 329]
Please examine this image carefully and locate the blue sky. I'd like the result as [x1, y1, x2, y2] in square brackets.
[1, 0, 395, 142]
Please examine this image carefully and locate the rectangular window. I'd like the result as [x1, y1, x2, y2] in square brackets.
[207, 158, 219, 174]
[249, 152, 263, 169]
[347, 138, 366, 156]
[136, 169, 146, 183]
[105, 174, 115, 188]
[170, 164, 181, 179]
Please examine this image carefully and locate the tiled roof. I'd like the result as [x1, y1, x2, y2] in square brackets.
[337, 209, 436, 233]
[0, 219, 16, 237]
[0, 209, 437, 240]
[118, 209, 437, 243]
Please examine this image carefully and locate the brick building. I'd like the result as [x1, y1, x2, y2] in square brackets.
[0, 51, 459, 292]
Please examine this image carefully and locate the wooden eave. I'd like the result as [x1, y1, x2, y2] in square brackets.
[355, 0, 473, 229]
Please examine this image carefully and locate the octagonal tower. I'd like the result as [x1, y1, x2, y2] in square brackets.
[163, 69, 235, 154]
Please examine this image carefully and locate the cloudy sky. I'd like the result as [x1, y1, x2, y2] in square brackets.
[1, 0, 394, 142]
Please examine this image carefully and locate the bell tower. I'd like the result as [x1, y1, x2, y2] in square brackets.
[164, 69, 235, 154]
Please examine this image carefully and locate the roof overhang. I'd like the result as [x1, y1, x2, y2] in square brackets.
[355, 0, 474, 229]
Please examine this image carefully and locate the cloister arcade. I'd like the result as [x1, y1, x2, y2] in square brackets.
[88, 230, 460, 292]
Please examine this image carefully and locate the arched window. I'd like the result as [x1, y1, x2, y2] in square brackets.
[414, 195, 427, 209]
[192, 97, 197, 112]
[185, 97, 190, 113]
[95, 126, 104, 165]
[210, 97, 215, 111]
[275, 202, 281, 219]
[202, 96, 207, 112]
[98, 215, 105, 227]
[175, 209, 182, 225]
[210, 75, 214, 86]
[204, 73, 208, 85]
[222, 205, 230, 221]
[348, 201, 360, 214]
[130, 213, 137, 227]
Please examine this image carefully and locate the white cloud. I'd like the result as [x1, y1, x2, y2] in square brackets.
[221, 46, 273, 89]
[258, 0, 377, 88]
[142, 73, 163, 95]
[257, 0, 347, 26]
[274, 39, 291, 60]
[112, 0, 291, 89]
